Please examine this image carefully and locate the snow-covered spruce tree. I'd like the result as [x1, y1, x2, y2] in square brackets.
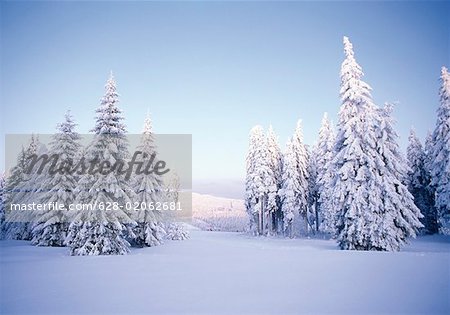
[266, 125, 283, 234]
[331, 36, 383, 250]
[245, 125, 276, 235]
[315, 113, 336, 233]
[429, 66, 450, 235]
[165, 223, 190, 240]
[131, 114, 166, 247]
[372, 104, 423, 250]
[407, 129, 437, 234]
[66, 73, 136, 255]
[31, 111, 81, 246]
[291, 120, 309, 235]
[4, 135, 45, 240]
[279, 139, 300, 238]
[162, 172, 189, 241]
[3, 148, 28, 240]
[332, 36, 422, 251]
[13, 135, 48, 207]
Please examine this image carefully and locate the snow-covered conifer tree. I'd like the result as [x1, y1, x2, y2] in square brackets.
[407, 129, 437, 234]
[131, 114, 166, 247]
[66, 73, 136, 255]
[331, 36, 383, 249]
[31, 111, 81, 246]
[315, 113, 336, 233]
[429, 66, 450, 235]
[162, 171, 189, 240]
[5, 135, 45, 240]
[332, 37, 422, 251]
[12, 135, 44, 205]
[291, 120, 309, 235]
[165, 223, 190, 240]
[245, 125, 275, 235]
[279, 139, 300, 237]
[3, 148, 28, 240]
[372, 104, 423, 250]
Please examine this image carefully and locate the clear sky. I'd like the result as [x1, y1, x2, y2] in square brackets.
[1, 1, 448, 189]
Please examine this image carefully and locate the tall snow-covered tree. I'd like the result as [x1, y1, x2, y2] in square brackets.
[245, 125, 275, 235]
[66, 73, 136, 255]
[4, 135, 45, 240]
[291, 120, 309, 235]
[131, 114, 166, 247]
[278, 121, 309, 237]
[3, 148, 28, 240]
[279, 139, 301, 237]
[331, 36, 383, 249]
[331, 36, 422, 251]
[407, 129, 437, 234]
[429, 66, 450, 235]
[266, 125, 283, 234]
[31, 111, 81, 246]
[245, 125, 264, 235]
[14, 135, 48, 208]
[315, 113, 336, 233]
[372, 104, 423, 250]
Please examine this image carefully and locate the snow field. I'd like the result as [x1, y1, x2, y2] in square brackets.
[1, 229, 448, 314]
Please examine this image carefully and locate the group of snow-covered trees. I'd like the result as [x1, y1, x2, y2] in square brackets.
[245, 36, 450, 251]
[0, 73, 188, 255]
[245, 116, 334, 238]
[407, 66, 450, 236]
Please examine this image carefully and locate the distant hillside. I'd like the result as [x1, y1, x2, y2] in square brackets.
[191, 193, 249, 232]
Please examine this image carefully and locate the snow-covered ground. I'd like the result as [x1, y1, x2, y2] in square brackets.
[1, 227, 448, 314]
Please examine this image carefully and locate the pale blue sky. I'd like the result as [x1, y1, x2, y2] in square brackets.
[1, 1, 448, 187]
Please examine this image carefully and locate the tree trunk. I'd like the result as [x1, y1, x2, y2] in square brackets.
[304, 212, 308, 236]
[279, 212, 284, 235]
[315, 203, 319, 233]
[257, 209, 261, 236]
[260, 197, 265, 236]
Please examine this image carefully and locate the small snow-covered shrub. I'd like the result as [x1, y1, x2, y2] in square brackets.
[165, 222, 189, 240]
